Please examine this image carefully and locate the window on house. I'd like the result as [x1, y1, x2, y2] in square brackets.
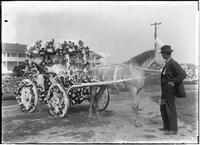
[2, 62, 6, 68]
[7, 53, 17, 57]
[18, 53, 26, 57]
[7, 53, 11, 57]
[11, 53, 17, 57]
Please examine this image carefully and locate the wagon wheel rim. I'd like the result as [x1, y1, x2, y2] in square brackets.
[98, 88, 110, 111]
[47, 83, 70, 118]
[16, 79, 38, 113]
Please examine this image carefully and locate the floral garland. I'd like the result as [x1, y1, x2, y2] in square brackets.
[22, 61, 91, 105]
[58, 70, 91, 105]
[36, 85, 46, 101]
[23, 62, 39, 78]
[16, 80, 37, 112]
[22, 61, 51, 101]
[23, 39, 92, 107]
[26, 39, 90, 69]
[47, 85, 66, 117]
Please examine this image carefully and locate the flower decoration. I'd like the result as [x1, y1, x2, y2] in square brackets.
[26, 39, 90, 69]
[22, 39, 93, 105]
[47, 85, 66, 117]
[16, 80, 37, 112]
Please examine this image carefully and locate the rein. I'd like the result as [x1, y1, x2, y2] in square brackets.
[90, 65, 161, 73]
[135, 66, 161, 73]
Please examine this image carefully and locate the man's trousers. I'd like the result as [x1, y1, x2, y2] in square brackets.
[160, 83, 178, 131]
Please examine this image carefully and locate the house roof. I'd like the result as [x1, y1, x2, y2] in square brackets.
[2, 43, 27, 53]
[89, 50, 103, 59]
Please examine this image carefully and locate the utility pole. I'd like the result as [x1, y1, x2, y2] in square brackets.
[151, 21, 162, 49]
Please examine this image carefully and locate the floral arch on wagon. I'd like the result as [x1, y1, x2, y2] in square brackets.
[17, 39, 94, 109]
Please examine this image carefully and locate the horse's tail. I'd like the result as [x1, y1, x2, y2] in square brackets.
[113, 65, 119, 82]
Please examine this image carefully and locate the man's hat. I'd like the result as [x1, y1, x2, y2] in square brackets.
[160, 45, 173, 53]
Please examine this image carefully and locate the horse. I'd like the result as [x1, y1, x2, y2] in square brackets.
[90, 38, 165, 126]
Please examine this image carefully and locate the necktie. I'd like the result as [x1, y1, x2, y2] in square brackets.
[162, 61, 167, 75]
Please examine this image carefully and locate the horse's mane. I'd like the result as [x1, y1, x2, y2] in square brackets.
[124, 49, 155, 66]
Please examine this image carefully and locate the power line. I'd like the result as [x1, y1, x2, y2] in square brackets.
[151, 22, 162, 40]
[149, 2, 172, 49]
[151, 21, 162, 49]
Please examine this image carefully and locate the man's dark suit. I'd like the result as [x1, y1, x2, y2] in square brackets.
[160, 58, 186, 131]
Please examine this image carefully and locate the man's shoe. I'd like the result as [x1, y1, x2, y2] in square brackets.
[159, 127, 169, 131]
[164, 131, 177, 135]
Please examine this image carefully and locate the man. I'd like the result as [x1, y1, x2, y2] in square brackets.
[159, 45, 186, 135]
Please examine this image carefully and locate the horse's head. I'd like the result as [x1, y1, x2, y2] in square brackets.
[154, 38, 165, 67]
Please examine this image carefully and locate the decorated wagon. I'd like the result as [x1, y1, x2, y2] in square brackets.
[15, 39, 110, 118]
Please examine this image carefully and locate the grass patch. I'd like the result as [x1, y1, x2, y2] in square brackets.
[176, 91, 198, 127]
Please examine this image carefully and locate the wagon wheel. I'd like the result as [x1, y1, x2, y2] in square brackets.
[46, 83, 70, 118]
[16, 79, 38, 113]
[97, 88, 110, 111]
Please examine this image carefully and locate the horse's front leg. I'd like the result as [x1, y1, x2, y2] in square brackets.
[130, 102, 142, 127]
[134, 88, 144, 127]
[134, 104, 142, 127]
[127, 85, 143, 127]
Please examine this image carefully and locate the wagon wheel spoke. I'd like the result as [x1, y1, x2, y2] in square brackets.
[16, 79, 38, 113]
[47, 83, 70, 118]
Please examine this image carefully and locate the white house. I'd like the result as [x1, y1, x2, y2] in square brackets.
[2, 43, 27, 73]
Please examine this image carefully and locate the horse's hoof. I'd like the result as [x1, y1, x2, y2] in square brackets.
[134, 119, 142, 127]
[89, 113, 97, 119]
[89, 114, 93, 119]
[89, 115, 97, 119]
[89, 116, 93, 119]
[135, 122, 142, 127]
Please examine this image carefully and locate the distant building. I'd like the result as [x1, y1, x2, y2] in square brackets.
[2, 43, 27, 73]
[89, 50, 103, 68]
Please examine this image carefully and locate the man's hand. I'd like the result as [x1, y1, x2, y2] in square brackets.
[168, 81, 175, 86]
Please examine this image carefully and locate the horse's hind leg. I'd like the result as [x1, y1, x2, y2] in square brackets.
[89, 86, 102, 118]
[94, 86, 107, 116]
[89, 87, 94, 118]
[89, 86, 96, 118]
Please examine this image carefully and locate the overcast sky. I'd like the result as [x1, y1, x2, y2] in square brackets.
[2, 1, 198, 64]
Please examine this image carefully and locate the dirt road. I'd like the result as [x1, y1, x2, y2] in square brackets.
[2, 85, 198, 143]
